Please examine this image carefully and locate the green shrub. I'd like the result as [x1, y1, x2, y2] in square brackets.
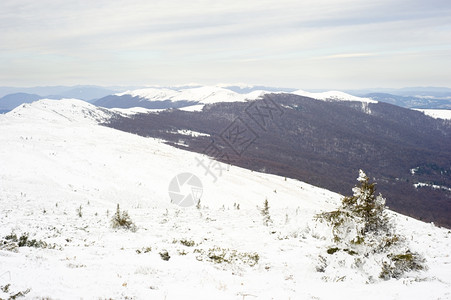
[159, 250, 170, 261]
[380, 252, 425, 280]
[327, 247, 340, 254]
[2, 232, 48, 249]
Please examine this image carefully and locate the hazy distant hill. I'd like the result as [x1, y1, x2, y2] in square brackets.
[0, 85, 120, 100]
[0, 93, 44, 111]
[0, 85, 124, 112]
[364, 93, 451, 109]
[53, 86, 117, 101]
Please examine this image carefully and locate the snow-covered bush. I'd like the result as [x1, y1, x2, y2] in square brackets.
[315, 170, 426, 281]
[111, 204, 136, 232]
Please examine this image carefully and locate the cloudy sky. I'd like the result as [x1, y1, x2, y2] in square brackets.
[1, 0, 450, 89]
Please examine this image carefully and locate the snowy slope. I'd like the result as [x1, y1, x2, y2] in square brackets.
[0, 99, 449, 299]
[293, 90, 377, 103]
[5, 98, 113, 124]
[414, 109, 451, 120]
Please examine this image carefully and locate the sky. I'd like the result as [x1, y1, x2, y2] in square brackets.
[1, 0, 451, 89]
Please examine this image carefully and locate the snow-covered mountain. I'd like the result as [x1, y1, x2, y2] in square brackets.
[0, 99, 450, 299]
[116, 86, 270, 104]
[95, 86, 275, 110]
[94, 85, 376, 110]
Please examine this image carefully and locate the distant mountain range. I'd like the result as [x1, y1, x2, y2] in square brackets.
[1, 85, 451, 113]
[349, 86, 451, 98]
[361, 93, 451, 109]
[0, 85, 121, 112]
[93, 86, 378, 110]
[94, 86, 276, 109]
[0, 85, 125, 99]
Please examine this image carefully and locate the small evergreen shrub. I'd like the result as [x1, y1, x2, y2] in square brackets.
[76, 205, 83, 218]
[136, 247, 152, 254]
[260, 199, 272, 226]
[327, 247, 340, 255]
[380, 251, 425, 280]
[1, 232, 50, 250]
[180, 239, 195, 247]
[159, 250, 170, 261]
[111, 204, 136, 232]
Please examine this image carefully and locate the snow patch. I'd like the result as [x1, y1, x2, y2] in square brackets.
[179, 104, 205, 112]
[174, 129, 210, 137]
[111, 107, 164, 115]
[414, 182, 451, 192]
[414, 109, 451, 120]
[410, 167, 419, 175]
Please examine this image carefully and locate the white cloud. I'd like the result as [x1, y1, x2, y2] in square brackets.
[0, 0, 450, 88]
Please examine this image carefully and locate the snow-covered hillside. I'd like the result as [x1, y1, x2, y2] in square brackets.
[414, 109, 451, 120]
[0, 99, 449, 299]
[293, 90, 377, 103]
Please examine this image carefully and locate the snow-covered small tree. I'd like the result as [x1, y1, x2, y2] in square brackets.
[111, 204, 136, 232]
[318, 170, 390, 248]
[316, 170, 426, 281]
[261, 199, 272, 226]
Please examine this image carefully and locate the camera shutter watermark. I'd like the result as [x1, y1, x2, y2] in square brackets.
[168, 172, 203, 207]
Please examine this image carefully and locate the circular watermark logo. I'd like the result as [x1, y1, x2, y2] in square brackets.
[168, 172, 203, 207]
